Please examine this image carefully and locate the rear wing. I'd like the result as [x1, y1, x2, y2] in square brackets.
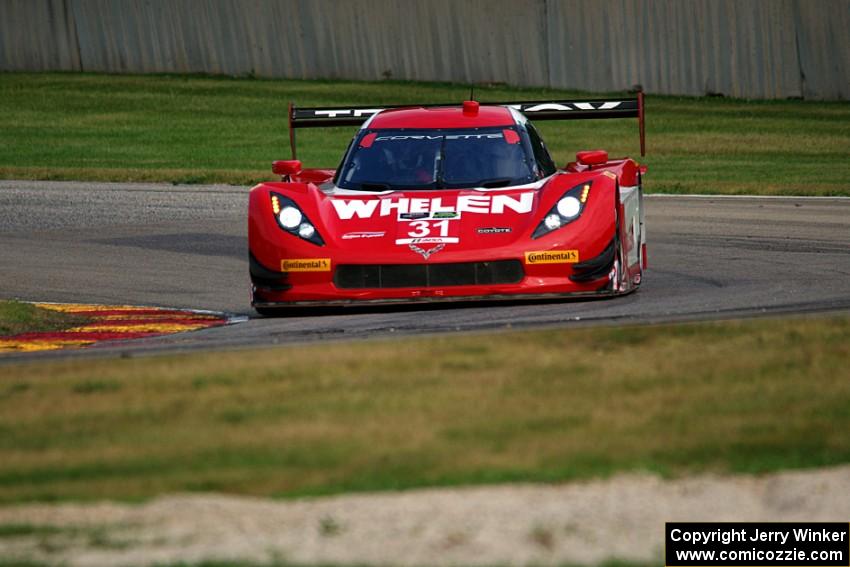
[287, 92, 645, 158]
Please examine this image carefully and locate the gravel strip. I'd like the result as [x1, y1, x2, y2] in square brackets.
[1, 466, 848, 566]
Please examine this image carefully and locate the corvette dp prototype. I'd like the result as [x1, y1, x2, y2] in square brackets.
[249, 96, 647, 313]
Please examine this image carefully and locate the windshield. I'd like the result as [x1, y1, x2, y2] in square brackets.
[337, 127, 535, 190]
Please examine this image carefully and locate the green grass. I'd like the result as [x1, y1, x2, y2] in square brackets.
[0, 564, 334, 567]
[0, 524, 63, 538]
[1, 72, 848, 194]
[0, 300, 88, 337]
[0, 315, 848, 503]
[0, 562, 652, 567]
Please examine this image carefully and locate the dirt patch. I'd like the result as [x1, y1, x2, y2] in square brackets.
[1, 465, 848, 566]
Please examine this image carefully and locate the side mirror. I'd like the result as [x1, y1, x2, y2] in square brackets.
[576, 150, 608, 167]
[272, 160, 302, 177]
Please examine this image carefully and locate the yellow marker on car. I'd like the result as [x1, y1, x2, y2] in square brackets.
[524, 250, 580, 264]
[280, 258, 332, 272]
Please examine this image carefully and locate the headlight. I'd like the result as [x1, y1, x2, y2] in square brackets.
[297, 223, 316, 239]
[532, 182, 592, 239]
[270, 193, 325, 246]
[279, 206, 302, 229]
[544, 214, 562, 230]
[556, 196, 581, 219]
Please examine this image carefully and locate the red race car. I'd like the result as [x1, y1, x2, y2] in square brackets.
[248, 95, 647, 314]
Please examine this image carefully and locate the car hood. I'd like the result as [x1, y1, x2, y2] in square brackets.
[256, 172, 604, 259]
[314, 184, 547, 250]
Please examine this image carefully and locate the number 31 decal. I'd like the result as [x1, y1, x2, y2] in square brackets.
[395, 219, 459, 245]
[408, 220, 450, 238]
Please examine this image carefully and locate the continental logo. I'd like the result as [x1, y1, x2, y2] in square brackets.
[525, 250, 579, 264]
[281, 258, 331, 272]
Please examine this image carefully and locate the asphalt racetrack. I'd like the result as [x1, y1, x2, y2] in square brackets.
[1, 180, 849, 360]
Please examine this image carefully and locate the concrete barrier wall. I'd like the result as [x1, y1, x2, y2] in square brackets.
[1, 0, 848, 99]
[0, 0, 80, 71]
[547, 0, 808, 98]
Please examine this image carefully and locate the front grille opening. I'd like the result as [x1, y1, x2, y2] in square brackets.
[334, 260, 524, 289]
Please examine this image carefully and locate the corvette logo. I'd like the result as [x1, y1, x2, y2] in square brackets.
[409, 243, 445, 260]
[375, 133, 504, 142]
[525, 250, 579, 264]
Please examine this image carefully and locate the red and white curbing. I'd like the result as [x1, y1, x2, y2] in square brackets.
[0, 303, 231, 353]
